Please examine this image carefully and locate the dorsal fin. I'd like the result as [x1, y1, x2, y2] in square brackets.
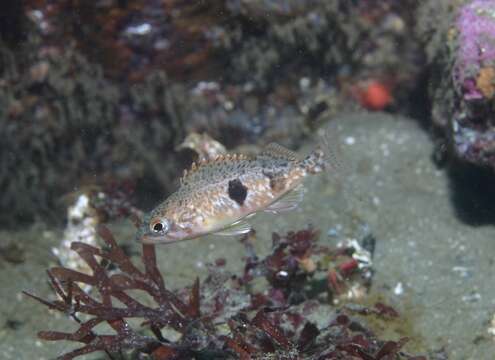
[215, 154, 225, 162]
[180, 152, 250, 184]
[180, 161, 199, 184]
[260, 143, 299, 161]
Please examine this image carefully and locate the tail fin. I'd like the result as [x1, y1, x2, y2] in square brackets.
[303, 122, 362, 214]
[302, 125, 346, 176]
[312, 122, 368, 221]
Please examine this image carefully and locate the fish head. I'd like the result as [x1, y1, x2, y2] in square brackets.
[137, 206, 205, 244]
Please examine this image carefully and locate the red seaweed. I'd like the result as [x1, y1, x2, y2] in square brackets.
[25, 225, 428, 359]
[24, 226, 205, 359]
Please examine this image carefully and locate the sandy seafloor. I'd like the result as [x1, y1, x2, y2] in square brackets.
[1, 112, 495, 359]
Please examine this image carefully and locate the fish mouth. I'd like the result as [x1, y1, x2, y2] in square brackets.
[139, 233, 170, 244]
[139, 233, 187, 244]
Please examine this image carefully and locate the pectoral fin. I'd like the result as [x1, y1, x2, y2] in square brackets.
[214, 219, 252, 236]
[265, 184, 305, 214]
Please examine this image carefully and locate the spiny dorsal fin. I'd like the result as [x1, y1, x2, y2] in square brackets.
[180, 161, 198, 184]
[261, 143, 299, 160]
[214, 154, 224, 162]
[180, 152, 249, 184]
[213, 153, 249, 162]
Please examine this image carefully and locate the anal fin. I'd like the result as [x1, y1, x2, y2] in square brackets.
[265, 184, 305, 214]
[214, 219, 252, 236]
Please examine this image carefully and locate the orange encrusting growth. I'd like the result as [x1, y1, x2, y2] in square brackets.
[356, 80, 392, 111]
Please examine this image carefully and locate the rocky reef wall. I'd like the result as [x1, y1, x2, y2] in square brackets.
[417, 0, 495, 170]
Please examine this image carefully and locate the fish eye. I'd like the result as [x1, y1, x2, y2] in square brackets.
[150, 219, 170, 234]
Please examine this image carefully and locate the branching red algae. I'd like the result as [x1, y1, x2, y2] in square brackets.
[24, 226, 203, 359]
[25, 225, 427, 359]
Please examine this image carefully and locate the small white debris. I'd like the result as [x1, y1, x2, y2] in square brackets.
[30, 10, 43, 21]
[69, 194, 90, 219]
[125, 23, 152, 36]
[380, 143, 390, 157]
[452, 119, 459, 133]
[327, 228, 339, 237]
[393, 282, 404, 296]
[372, 196, 381, 206]
[346, 283, 367, 300]
[461, 292, 481, 303]
[488, 314, 495, 337]
[243, 82, 255, 92]
[327, 223, 343, 237]
[154, 39, 170, 50]
[192, 81, 220, 95]
[344, 238, 373, 269]
[344, 136, 356, 145]
[299, 104, 309, 114]
[452, 266, 471, 278]
[51, 193, 100, 290]
[299, 77, 311, 90]
[176, 132, 227, 161]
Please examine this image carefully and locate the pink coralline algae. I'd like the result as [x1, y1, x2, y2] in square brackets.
[445, 0, 495, 169]
[456, 0, 495, 100]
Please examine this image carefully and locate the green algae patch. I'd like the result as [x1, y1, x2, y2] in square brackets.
[341, 292, 429, 355]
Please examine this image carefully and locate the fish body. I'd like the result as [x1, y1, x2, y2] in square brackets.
[138, 143, 330, 244]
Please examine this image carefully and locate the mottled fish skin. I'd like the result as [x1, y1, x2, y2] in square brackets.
[138, 143, 328, 244]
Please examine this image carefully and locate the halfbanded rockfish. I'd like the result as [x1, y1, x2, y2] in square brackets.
[138, 141, 338, 244]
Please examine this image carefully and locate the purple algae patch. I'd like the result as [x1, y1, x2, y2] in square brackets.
[456, 0, 495, 99]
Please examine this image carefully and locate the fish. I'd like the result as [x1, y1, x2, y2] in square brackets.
[138, 140, 339, 244]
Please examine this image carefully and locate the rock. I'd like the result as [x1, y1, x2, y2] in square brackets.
[418, 0, 495, 170]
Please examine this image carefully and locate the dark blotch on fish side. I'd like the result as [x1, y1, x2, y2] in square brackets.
[228, 178, 248, 206]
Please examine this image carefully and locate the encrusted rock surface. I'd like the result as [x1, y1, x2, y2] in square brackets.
[418, 0, 495, 170]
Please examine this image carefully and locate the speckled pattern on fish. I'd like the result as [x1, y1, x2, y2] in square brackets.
[138, 143, 330, 244]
